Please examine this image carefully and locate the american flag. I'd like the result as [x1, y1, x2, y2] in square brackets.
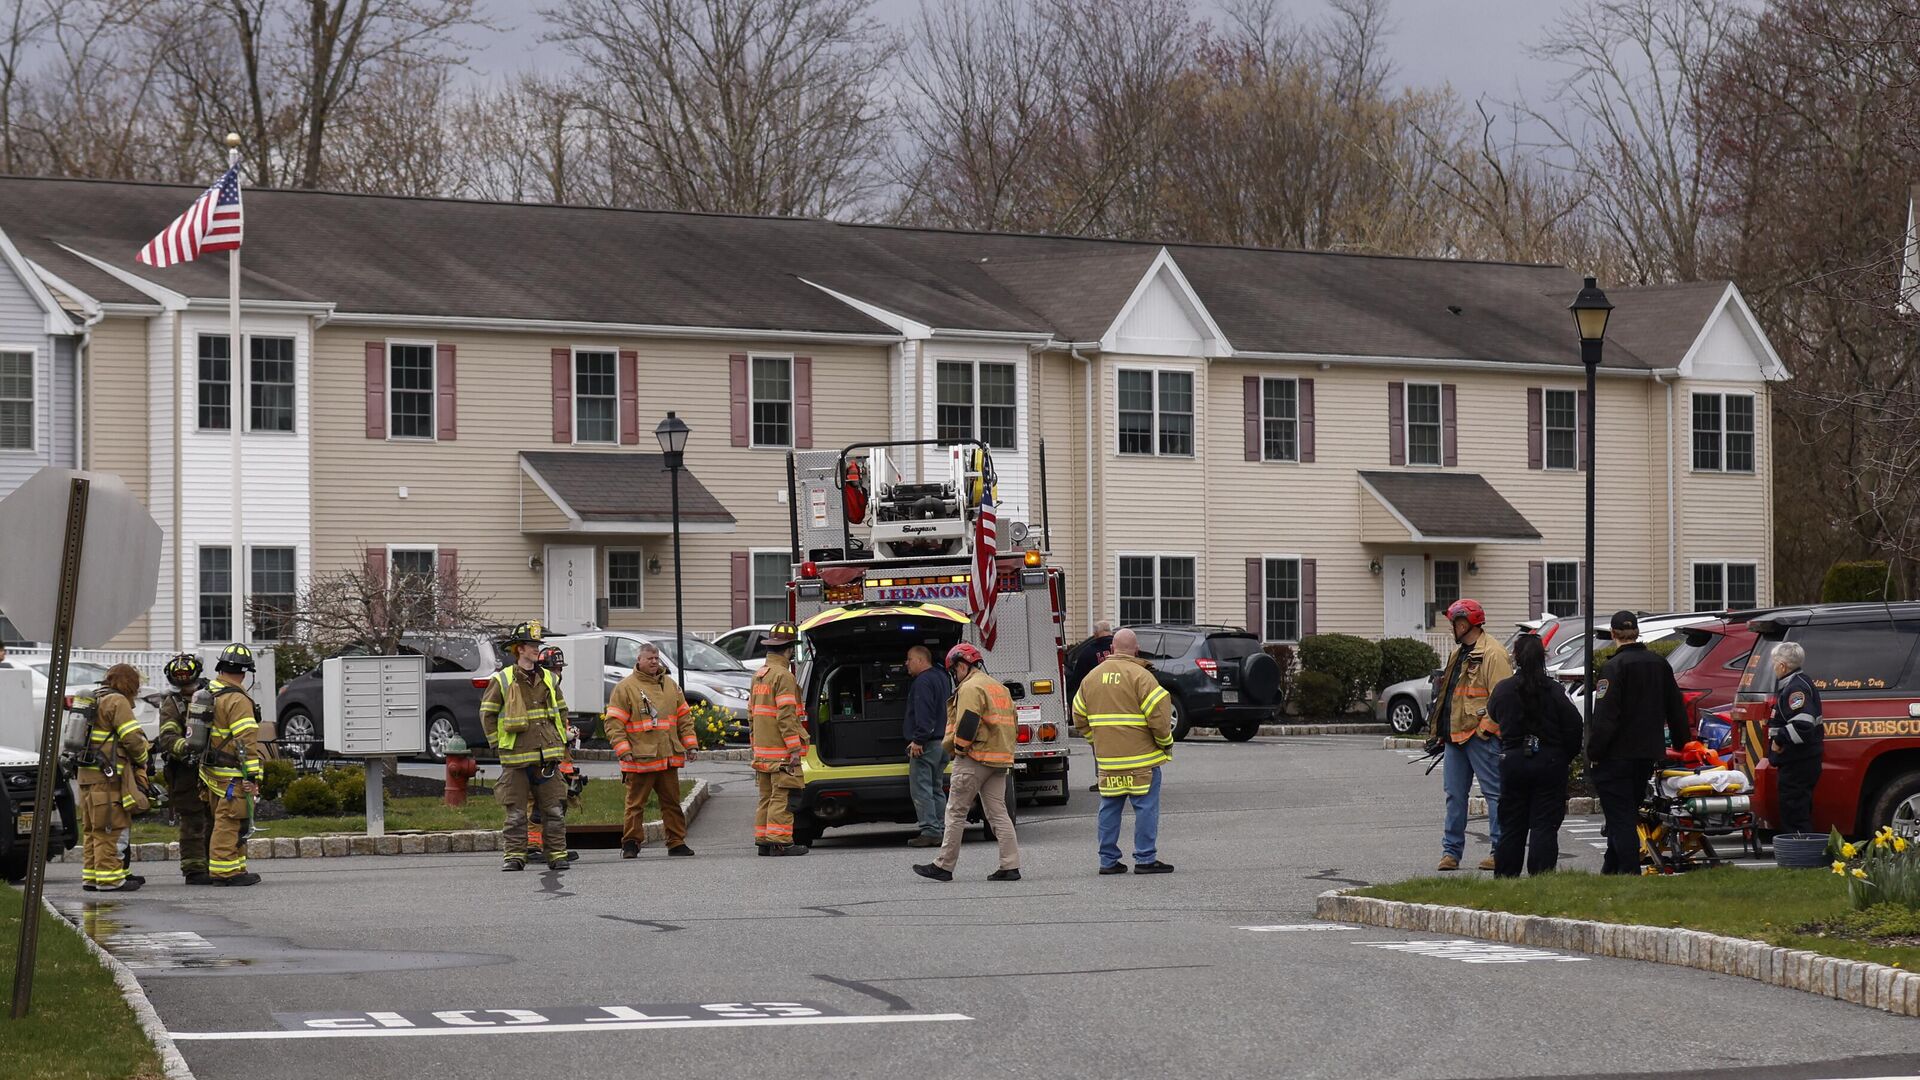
[136, 167, 243, 268]
[969, 489, 1000, 651]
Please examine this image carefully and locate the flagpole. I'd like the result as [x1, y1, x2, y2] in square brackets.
[226, 132, 244, 646]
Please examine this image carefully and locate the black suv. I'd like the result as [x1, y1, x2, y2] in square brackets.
[1, 746, 78, 883]
[1069, 625, 1282, 742]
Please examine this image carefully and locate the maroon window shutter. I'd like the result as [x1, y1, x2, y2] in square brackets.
[550, 348, 571, 444]
[793, 356, 813, 449]
[437, 548, 458, 621]
[1442, 383, 1458, 467]
[365, 547, 389, 627]
[1527, 388, 1543, 469]
[1301, 559, 1317, 636]
[730, 552, 751, 625]
[729, 354, 749, 447]
[1245, 557, 1262, 635]
[1387, 383, 1405, 466]
[1243, 376, 1260, 461]
[1576, 389, 1589, 472]
[1299, 378, 1315, 463]
[435, 343, 457, 441]
[1528, 561, 1545, 618]
[619, 350, 639, 445]
[364, 342, 386, 439]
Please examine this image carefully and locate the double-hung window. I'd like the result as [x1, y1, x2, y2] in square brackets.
[1545, 561, 1580, 618]
[250, 546, 296, 640]
[1263, 557, 1301, 642]
[0, 350, 30, 450]
[574, 350, 618, 444]
[1406, 383, 1442, 466]
[1433, 560, 1461, 612]
[607, 550, 643, 609]
[1118, 555, 1196, 625]
[1693, 562, 1758, 612]
[751, 551, 790, 623]
[197, 335, 231, 431]
[250, 336, 295, 433]
[751, 356, 792, 448]
[1692, 392, 1755, 473]
[1262, 378, 1298, 462]
[389, 547, 439, 625]
[389, 344, 436, 439]
[1117, 369, 1194, 456]
[936, 361, 1017, 450]
[198, 546, 232, 642]
[1543, 389, 1576, 470]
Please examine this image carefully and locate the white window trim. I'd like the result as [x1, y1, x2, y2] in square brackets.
[1260, 376, 1299, 464]
[1261, 553, 1304, 643]
[1404, 381, 1444, 468]
[194, 542, 236, 645]
[605, 546, 646, 610]
[1543, 558, 1581, 618]
[0, 344, 37, 455]
[934, 358, 1021, 452]
[1689, 559, 1760, 611]
[385, 338, 438, 442]
[245, 333, 299, 436]
[571, 346, 621, 447]
[1115, 551, 1200, 625]
[748, 353, 795, 451]
[748, 547, 793, 623]
[1115, 366, 1198, 459]
[1689, 390, 1757, 475]
[1541, 386, 1578, 472]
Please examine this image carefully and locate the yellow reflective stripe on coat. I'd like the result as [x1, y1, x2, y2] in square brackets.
[1096, 749, 1170, 769]
[1140, 686, 1169, 712]
[1085, 714, 1148, 726]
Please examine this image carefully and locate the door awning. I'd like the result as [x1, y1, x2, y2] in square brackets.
[1357, 471, 1541, 545]
[519, 451, 737, 535]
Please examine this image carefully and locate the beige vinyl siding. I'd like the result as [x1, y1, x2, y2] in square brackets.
[1674, 378, 1771, 609]
[1029, 351, 1088, 631]
[518, 474, 573, 532]
[1097, 356, 1208, 626]
[310, 328, 890, 634]
[87, 315, 154, 648]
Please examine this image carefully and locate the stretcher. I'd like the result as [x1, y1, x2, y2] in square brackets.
[1637, 745, 1760, 874]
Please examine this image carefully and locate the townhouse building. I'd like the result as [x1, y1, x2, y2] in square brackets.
[0, 178, 1787, 652]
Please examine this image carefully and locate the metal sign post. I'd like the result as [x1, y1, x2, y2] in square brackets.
[9, 477, 89, 1019]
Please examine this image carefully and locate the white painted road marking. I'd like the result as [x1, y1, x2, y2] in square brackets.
[1355, 939, 1589, 964]
[172, 1012, 972, 1041]
[1238, 924, 1363, 932]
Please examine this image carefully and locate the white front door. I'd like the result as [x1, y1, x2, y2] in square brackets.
[544, 546, 597, 633]
[1382, 556, 1426, 637]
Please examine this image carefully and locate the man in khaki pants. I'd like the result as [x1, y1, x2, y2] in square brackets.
[914, 643, 1020, 883]
[603, 641, 698, 858]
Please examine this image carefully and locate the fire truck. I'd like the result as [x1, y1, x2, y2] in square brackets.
[784, 440, 1071, 813]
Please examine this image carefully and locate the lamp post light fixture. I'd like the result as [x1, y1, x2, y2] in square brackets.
[1569, 276, 1613, 739]
[654, 411, 692, 662]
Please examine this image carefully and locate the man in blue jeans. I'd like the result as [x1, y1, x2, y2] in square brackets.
[1427, 599, 1512, 871]
[903, 646, 952, 848]
[1072, 628, 1176, 875]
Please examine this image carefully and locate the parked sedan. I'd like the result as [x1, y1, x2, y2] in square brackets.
[1376, 672, 1435, 736]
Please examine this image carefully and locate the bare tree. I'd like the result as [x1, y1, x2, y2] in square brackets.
[1412, 98, 1604, 267]
[256, 550, 498, 660]
[0, 0, 57, 171]
[541, 0, 897, 216]
[447, 75, 609, 204]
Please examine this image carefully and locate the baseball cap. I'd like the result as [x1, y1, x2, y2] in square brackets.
[1610, 610, 1639, 633]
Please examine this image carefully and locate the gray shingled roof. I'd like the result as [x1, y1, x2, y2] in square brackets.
[1358, 471, 1542, 541]
[0, 176, 1732, 369]
[521, 452, 735, 524]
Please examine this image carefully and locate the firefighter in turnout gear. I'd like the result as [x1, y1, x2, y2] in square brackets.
[749, 625, 809, 856]
[155, 653, 214, 884]
[1072, 628, 1176, 875]
[602, 640, 698, 858]
[200, 644, 265, 886]
[78, 664, 151, 892]
[914, 643, 1021, 883]
[483, 622, 574, 870]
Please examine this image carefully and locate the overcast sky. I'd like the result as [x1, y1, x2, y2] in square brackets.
[461, 0, 1585, 113]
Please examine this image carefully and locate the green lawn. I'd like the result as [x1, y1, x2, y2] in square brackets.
[131, 779, 691, 843]
[0, 885, 162, 1080]
[1360, 868, 1920, 969]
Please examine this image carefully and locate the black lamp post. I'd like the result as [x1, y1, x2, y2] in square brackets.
[655, 411, 691, 665]
[1570, 276, 1613, 735]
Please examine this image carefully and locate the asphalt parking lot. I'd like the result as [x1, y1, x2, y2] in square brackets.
[40, 735, 1920, 1080]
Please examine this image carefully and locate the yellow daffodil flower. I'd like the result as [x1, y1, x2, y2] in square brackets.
[1832, 861, 1847, 875]
[1898, 838, 1910, 854]
[1842, 843, 1858, 858]
[1852, 868, 1869, 879]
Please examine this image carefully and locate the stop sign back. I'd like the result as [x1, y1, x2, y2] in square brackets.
[0, 468, 162, 647]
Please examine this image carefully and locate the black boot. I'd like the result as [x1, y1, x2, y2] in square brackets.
[621, 841, 639, 859]
[502, 857, 526, 872]
[183, 871, 213, 885]
[768, 844, 810, 857]
[668, 844, 695, 857]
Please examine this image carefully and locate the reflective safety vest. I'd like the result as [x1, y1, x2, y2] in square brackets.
[198, 683, 264, 794]
[946, 670, 1017, 768]
[603, 670, 697, 773]
[748, 654, 806, 773]
[1071, 654, 1173, 795]
[483, 666, 569, 767]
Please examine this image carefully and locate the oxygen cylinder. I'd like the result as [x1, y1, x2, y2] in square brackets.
[186, 689, 215, 754]
[1684, 794, 1752, 817]
[60, 696, 94, 754]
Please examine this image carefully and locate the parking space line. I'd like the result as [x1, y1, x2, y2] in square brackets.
[172, 1013, 972, 1041]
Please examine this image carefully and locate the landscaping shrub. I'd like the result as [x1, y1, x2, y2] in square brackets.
[282, 775, 341, 816]
[326, 768, 366, 810]
[1263, 643, 1296, 713]
[688, 701, 732, 750]
[1378, 637, 1440, 691]
[1293, 671, 1347, 719]
[1297, 633, 1380, 712]
[272, 641, 319, 687]
[258, 758, 297, 802]
[1822, 561, 1902, 603]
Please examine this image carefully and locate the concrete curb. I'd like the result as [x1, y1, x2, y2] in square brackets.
[1314, 888, 1920, 1017]
[1466, 794, 1598, 819]
[1188, 723, 1390, 738]
[126, 777, 712, 862]
[41, 896, 196, 1080]
[1382, 737, 1426, 749]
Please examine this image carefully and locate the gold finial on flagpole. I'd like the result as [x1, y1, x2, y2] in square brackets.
[224, 132, 241, 149]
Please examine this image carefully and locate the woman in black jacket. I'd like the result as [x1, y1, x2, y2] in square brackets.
[1487, 633, 1584, 878]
